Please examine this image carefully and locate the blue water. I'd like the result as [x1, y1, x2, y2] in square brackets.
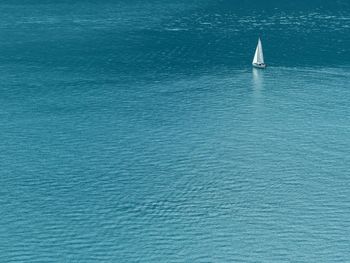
[1, 1, 350, 262]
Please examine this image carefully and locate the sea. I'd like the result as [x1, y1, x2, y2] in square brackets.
[1, 0, 350, 262]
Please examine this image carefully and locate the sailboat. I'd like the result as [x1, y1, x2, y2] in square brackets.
[252, 38, 266, 69]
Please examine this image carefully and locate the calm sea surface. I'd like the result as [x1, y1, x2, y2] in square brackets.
[1, 1, 350, 262]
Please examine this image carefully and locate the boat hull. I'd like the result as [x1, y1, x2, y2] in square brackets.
[252, 63, 267, 69]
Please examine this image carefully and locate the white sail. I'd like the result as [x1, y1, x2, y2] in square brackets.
[252, 38, 264, 64]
